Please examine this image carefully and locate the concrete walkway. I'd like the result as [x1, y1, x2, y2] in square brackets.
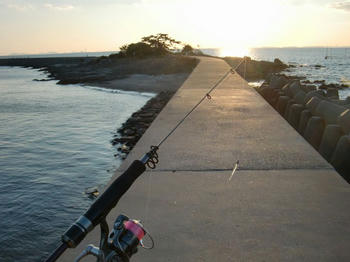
[61, 57, 350, 261]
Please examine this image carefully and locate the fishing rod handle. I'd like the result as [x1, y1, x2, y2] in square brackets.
[45, 243, 68, 262]
[62, 160, 146, 249]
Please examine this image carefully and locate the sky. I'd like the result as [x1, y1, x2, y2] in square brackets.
[0, 0, 350, 55]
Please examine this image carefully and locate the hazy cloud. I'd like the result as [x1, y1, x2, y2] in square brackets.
[330, 1, 350, 11]
[0, 0, 35, 11]
[44, 3, 75, 11]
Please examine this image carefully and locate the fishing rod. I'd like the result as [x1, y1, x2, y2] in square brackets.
[45, 57, 246, 262]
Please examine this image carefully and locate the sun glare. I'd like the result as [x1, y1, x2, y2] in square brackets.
[219, 47, 250, 57]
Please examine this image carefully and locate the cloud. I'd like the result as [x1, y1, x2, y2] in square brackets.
[0, 1, 35, 11]
[330, 1, 350, 11]
[44, 3, 75, 11]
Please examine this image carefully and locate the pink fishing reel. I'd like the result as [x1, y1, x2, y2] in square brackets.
[108, 214, 153, 261]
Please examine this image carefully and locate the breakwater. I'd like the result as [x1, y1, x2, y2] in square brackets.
[61, 56, 350, 262]
[257, 74, 350, 182]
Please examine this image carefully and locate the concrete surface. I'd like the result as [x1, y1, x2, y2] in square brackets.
[61, 57, 350, 262]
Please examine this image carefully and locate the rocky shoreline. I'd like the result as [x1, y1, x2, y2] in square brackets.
[0, 56, 198, 88]
[111, 91, 174, 159]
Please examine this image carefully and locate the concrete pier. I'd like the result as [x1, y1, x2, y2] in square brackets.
[61, 57, 350, 261]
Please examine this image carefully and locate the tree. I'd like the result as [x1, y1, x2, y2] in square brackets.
[181, 44, 194, 55]
[112, 33, 182, 59]
[123, 42, 154, 57]
[141, 33, 181, 54]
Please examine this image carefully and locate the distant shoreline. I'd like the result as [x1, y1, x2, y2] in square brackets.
[0, 55, 199, 93]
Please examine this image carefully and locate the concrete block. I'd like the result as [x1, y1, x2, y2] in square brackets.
[319, 124, 343, 161]
[289, 80, 302, 97]
[284, 99, 296, 119]
[303, 90, 325, 105]
[304, 116, 325, 150]
[338, 109, 350, 134]
[285, 91, 306, 120]
[270, 75, 289, 89]
[306, 97, 323, 115]
[326, 88, 339, 99]
[260, 87, 281, 106]
[298, 109, 313, 135]
[315, 100, 347, 125]
[276, 96, 290, 115]
[288, 104, 305, 130]
[331, 135, 350, 182]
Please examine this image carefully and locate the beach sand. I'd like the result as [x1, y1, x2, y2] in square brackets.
[88, 73, 191, 93]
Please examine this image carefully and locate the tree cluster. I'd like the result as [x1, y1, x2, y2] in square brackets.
[111, 33, 199, 58]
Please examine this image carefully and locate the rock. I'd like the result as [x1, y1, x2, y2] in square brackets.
[136, 128, 146, 135]
[302, 80, 312, 84]
[85, 187, 99, 198]
[112, 136, 136, 144]
[326, 88, 339, 99]
[314, 80, 325, 84]
[33, 78, 51, 82]
[274, 58, 284, 66]
[121, 144, 130, 154]
[111, 91, 174, 158]
[123, 129, 135, 136]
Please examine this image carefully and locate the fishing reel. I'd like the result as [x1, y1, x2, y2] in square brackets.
[74, 214, 153, 262]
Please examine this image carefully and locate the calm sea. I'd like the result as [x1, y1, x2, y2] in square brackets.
[205, 47, 350, 99]
[0, 67, 153, 261]
[1, 47, 349, 261]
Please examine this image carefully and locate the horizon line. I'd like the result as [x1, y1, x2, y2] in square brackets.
[1, 46, 350, 57]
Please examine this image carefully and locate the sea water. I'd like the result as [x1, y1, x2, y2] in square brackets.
[205, 47, 350, 99]
[0, 67, 153, 261]
[1, 47, 350, 261]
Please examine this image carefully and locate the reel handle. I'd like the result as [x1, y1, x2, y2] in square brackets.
[45, 160, 146, 262]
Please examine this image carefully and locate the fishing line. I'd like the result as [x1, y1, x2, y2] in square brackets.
[143, 171, 153, 225]
[155, 57, 246, 150]
[141, 57, 246, 223]
[140, 57, 247, 238]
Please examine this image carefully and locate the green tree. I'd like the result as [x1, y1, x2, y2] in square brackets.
[123, 42, 154, 57]
[181, 44, 194, 55]
[141, 33, 181, 54]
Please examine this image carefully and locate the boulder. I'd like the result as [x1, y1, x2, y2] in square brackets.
[274, 58, 285, 66]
